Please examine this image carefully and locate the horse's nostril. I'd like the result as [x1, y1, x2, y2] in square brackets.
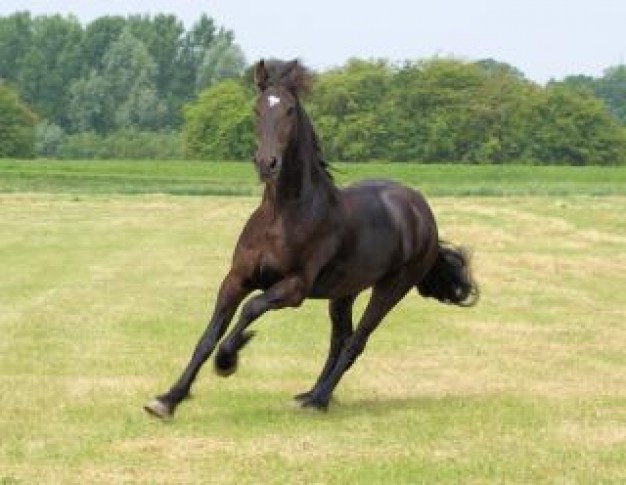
[269, 157, 278, 169]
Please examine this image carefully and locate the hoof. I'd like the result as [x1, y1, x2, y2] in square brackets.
[293, 390, 313, 402]
[299, 394, 330, 412]
[144, 398, 174, 420]
[214, 347, 237, 377]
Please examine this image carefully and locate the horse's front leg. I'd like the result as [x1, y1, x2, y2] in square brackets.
[214, 275, 307, 376]
[145, 271, 249, 419]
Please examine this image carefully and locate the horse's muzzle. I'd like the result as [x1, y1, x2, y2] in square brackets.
[257, 156, 281, 181]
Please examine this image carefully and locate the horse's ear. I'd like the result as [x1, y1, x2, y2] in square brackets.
[255, 59, 269, 91]
[280, 59, 312, 97]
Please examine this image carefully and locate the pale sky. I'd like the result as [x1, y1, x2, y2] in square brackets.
[1, 1, 624, 83]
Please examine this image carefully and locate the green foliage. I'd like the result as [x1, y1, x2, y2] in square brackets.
[68, 28, 166, 133]
[0, 12, 32, 81]
[308, 59, 393, 161]
[560, 64, 626, 124]
[532, 85, 626, 165]
[55, 131, 102, 159]
[0, 13, 83, 126]
[305, 58, 626, 165]
[2, 12, 626, 165]
[598, 65, 626, 123]
[388, 59, 488, 162]
[0, 12, 240, 133]
[184, 80, 255, 160]
[126, 14, 185, 95]
[34, 121, 64, 157]
[79, 15, 126, 73]
[185, 57, 626, 165]
[67, 71, 110, 133]
[196, 31, 246, 92]
[56, 130, 182, 160]
[0, 83, 36, 158]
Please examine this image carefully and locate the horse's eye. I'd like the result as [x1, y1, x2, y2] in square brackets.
[287, 106, 295, 116]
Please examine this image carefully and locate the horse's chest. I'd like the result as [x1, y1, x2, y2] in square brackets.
[241, 213, 319, 290]
[259, 224, 285, 257]
[255, 227, 292, 285]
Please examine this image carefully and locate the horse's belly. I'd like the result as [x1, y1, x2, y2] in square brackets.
[308, 231, 400, 298]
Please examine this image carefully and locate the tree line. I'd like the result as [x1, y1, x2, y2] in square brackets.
[1, 12, 625, 164]
[187, 59, 626, 165]
[0, 12, 244, 158]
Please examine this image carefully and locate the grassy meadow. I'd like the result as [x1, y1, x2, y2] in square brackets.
[0, 161, 625, 483]
[1, 159, 626, 196]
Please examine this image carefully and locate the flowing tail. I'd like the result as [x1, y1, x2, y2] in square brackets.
[417, 242, 479, 307]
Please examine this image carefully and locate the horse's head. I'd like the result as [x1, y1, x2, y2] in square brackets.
[253, 59, 311, 182]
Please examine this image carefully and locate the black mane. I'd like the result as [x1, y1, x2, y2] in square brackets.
[295, 102, 333, 182]
[261, 59, 313, 97]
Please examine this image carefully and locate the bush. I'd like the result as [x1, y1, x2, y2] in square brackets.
[0, 83, 37, 158]
[184, 79, 255, 160]
[531, 85, 626, 165]
[56, 130, 183, 159]
[35, 121, 65, 158]
[305, 58, 626, 165]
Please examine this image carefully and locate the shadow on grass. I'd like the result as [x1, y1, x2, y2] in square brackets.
[192, 387, 541, 429]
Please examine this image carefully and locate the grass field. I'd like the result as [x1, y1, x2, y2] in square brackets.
[1, 159, 626, 196]
[0, 162, 625, 483]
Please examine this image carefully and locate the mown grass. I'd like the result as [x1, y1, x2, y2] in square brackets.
[1, 159, 625, 196]
[1, 190, 624, 483]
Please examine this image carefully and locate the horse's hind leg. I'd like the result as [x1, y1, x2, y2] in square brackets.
[294, 294, 356, 402]
[299, 271, 415, 410]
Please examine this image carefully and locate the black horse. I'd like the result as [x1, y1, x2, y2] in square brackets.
[145, 59, 478, 418]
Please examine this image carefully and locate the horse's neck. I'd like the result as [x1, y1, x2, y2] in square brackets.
[263, 111, 336, 212]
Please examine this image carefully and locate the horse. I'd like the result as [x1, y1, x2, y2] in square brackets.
[145, 59, 478, 418]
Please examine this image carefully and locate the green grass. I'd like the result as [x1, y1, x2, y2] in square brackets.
[1, 191, 625, 483]
[1, 159, 625, 196]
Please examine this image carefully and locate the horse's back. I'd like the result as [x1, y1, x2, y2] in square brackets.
[341, 179, 437, 241]
[343, 178, 429, 207]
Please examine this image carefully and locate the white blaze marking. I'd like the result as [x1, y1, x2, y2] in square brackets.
[268, 95, 281, 107]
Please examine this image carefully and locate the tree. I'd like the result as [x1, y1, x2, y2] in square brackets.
[532, 85, 626, 165]
[475, 58, 526, 80]
[69, 28, 166, 133]
[0, 14, 83, 128]
[35, 120, 65, 157]
[308, 59, 394, 161]
[306, 57, 625, 165]
[80, 16, 126, 72]
[1, 13, 235, 133]
[195, 31, 246, 92]
[103, 28, 166, 130]
[184, 79, 255, 160]
[0, 12, 32, 82]
[126, 14, 186, 126]
[170, 14, 218, 123]
[596, 65, 626, 123]
[385, 58, 489, 162]
[559, 66, 626, 124]
[0, 83, 37, 158]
